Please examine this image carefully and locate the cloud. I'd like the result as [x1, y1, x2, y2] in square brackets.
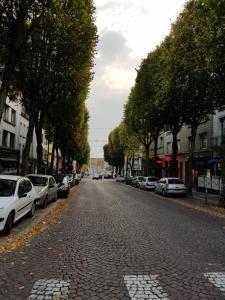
[88, 0, 187, 157]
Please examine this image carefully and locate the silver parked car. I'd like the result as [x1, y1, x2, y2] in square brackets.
[155, 177, 187, 197]
[27, 175, 58, 208]
[116, 175, 125, 182]
[139, 176, 158, 191]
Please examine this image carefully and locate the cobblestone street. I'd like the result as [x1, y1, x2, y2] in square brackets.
[1, 179, 225, 299]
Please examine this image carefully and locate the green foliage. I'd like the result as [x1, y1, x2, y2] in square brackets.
[104, 124, 125, 171]
[3, 0, 97, 172]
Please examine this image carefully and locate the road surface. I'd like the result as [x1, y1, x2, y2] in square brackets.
[0, 179, 225, 299]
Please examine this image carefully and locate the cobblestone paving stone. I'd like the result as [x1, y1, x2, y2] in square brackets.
[0, 179, 225, 299]
[28, 279, 70, 300]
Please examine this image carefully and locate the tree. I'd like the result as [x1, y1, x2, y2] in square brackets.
[124, 51, 164, 176]
[0, 0, 52, 121]
[104, 124, 125, 174]
[191, 0, 225, 186]
[13, 0, 97, 174]
[168, 1, 216, 194]
[155, 35, 189, 177]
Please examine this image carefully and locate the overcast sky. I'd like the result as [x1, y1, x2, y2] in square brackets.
[87, 0, 187, 158]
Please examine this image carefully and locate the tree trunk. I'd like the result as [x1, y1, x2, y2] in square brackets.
[47, 140, 50, 171]
[0, 80, 9, 122]
[35, 113, 43, 174]
[49, 141, 55, 174]
[56, 147, 59, 174]
[153, 136, 158, 177]
[153, 137, 158, 160]
[187, 124, 198, 195]
[21, 113, 35, 175]
[144, 144, 150, 176]
[171, 131, 178, 177]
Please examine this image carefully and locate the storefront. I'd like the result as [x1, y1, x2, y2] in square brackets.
[161, 154, 185, 181]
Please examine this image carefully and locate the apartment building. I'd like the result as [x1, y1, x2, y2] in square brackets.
[0, 98, 48, 174]
[156, 116, 214, 184]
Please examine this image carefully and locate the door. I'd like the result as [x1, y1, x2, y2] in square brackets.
[16, 180, 30, 221]
[48, 177, 56, 200]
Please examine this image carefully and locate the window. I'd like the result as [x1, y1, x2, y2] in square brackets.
[18, 180, 27, 196]
[11, 109, 16, 125]
[2, 130, 8, 147]
[9, 133, 15, 149]
[166, 142, 172, 153]
[159, 136, 164, 148]
[49, 177, 55, 186]
[220, 117, 225, 137]
[25, 180, 32, 193]
[0, 179, 16, 196]
[200, 133, 207, 150]
[3, 105, 10, 122]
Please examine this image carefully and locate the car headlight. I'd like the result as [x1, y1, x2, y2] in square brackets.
[37, 190, 46, 198]
[59, 184, 68, 191]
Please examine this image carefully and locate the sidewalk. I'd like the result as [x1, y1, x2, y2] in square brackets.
[171, 189, 225, 220]
[191, 189, 220, 206]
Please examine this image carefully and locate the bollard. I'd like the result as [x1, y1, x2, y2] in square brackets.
[205, 188, 208, 206]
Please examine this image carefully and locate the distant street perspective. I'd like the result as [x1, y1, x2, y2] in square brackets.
[1, 178, 225, 299]
[1, 0, 225, 299]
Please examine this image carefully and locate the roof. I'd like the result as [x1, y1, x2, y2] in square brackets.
[26, 174, 52, 178]
[0, 175, 22, 181]
[161, 177, 180, 180]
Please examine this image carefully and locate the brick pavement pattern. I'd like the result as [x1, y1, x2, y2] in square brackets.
[0, 179, 225, 299]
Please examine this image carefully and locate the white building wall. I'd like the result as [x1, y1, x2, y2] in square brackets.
[213, 109, 225, 146]
[0, 97, 48, 174]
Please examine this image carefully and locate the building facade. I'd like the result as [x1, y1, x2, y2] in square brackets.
[0, 98, 48, 174]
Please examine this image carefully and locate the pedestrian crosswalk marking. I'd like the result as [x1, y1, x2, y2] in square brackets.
[204, 272, 225, 293]
[124, 275, 170, 300]
[28, 279, 70, 300]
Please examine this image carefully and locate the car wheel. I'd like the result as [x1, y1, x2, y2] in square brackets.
[42, 196, 48, 208]
[53, 192, 57, 202]
[28, 201, 36, 218]
[3, 212, 14, 235]
[162, 189, 167, 197]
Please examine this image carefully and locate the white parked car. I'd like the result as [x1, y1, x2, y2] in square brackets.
[92, 173, 100, 180]
[27, 174, 58, 208]
[139, 177, 158, 190]
[0, 175, 36, 235]
[116, 175, 125, 182]
[155, 177, 187, 197]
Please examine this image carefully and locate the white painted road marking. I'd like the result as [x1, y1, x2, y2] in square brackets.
[124, 275, 170, 300]
[28, 279, 70, 300]
[204, 272, 225, 293]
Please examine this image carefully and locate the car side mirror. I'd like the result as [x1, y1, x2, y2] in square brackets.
[19, 193, 27, 198]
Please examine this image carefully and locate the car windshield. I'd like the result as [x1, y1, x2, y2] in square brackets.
[0, 179, 16, 197]
[28, 176, 48, 186]
[138, 177, 145, 181]
[148, 177, 158, 182]
[168, 179, 184, 184]
[53, 175, 65, 183]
